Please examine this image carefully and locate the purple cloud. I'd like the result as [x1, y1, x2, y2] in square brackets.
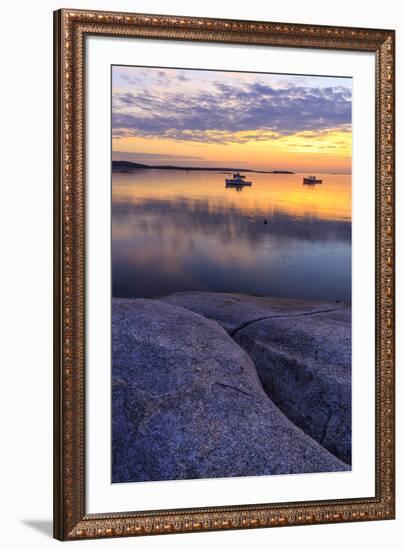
[113, 79, 351, 144]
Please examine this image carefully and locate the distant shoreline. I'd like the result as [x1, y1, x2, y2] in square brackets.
[112, 160, 294, 174]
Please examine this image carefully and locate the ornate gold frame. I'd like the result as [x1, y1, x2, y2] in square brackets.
[53, 8, 395, 541]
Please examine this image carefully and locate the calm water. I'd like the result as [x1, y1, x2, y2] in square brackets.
[112, 170, 351, 301]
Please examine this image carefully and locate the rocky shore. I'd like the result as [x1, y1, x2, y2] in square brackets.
[112, 292, 351, 483]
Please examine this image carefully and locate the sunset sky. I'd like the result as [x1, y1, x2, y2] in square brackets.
[112, 66, 352, 174]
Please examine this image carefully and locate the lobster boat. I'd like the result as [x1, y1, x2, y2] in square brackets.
[225, 173, 252, 187]
[303, 175, 322, 184]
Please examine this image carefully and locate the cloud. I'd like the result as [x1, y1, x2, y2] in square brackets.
[112, 78, 351, 144]
[112, 151, 204, 162]
[120, 73, 142, 85]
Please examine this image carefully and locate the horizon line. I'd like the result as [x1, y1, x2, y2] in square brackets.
[112, 158, 351, 176]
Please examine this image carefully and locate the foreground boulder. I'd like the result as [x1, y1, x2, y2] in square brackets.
[157, 291, 342, 335]
[112, 298, 348, 482]
[157, 292, 351, 464]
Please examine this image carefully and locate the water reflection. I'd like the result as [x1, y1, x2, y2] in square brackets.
[112, 170, 351, 301]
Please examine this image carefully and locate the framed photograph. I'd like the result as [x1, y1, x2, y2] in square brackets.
[53, 8, 395, 540]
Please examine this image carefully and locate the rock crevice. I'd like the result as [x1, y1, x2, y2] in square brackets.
[229, 306, 345, 337]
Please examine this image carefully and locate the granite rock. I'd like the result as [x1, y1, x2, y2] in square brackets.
[157, 292, 351, 464]
[157, 291, 343, 334]
[112, 298, 348, 482]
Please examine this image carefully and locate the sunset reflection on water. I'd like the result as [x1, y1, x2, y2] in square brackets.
[112, 169, 351, 301]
